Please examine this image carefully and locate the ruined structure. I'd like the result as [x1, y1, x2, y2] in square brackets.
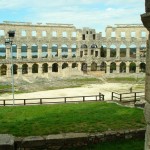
[141, 0, 150, 149]
[0, 21, 148, 77]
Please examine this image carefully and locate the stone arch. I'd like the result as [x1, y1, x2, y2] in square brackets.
[32, 63, 38, 73]
[61, 44, 68, 58]
[110, 62, 116, 73]
[42, 44, 48, 58]
[140, 44, 146, 58]
[0, 44, 6, 59]
[81, 44, 88, 56]
[81, 63, 87, 72]
[120, 62, 126, 73]
[100, 62, 106, 73]
[100, 45, 107, 57]
[52, 44, 58, 57]
[12, 44, 17, 59]
[140, 62, 146, 72]
[21, 44, 27, 58]
[110, 45, 116, 57]
[129, 62, 136, 73]
[91, 44, 98, 48]
[91, 62, 97, 71]
[52, 63, 58, 72]
[62, 63, 68, 69]
[31, 44, 38, 58]
[130, 44, 136, 58]
[72, 63, 78, 68]
[72, 44, 77, 58]
[22, 64, 28, 74]
[13, 64, 18, 74]
[0, 64, 7, 75]
[42, 63, 48, 73]
[120, 44, 126, 57]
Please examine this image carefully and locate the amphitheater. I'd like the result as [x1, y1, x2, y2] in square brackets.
[0, 21, 148, 77]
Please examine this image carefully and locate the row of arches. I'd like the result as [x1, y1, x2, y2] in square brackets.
[0, 62, 78, 75]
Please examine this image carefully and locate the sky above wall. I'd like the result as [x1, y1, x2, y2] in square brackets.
[0, 0, 145, 33]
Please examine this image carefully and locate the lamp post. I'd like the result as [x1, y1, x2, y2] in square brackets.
[5, 30, 15, 105]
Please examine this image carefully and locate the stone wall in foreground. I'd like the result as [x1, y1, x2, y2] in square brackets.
[0, 128, 145, 150]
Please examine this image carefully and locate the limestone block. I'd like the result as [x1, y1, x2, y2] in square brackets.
[145, 125, 150, 150]
[144, 102, 150, 124]
[0, 134, 14, 150]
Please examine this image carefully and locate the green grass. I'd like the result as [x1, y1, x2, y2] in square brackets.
[0, 84, 11, 90]
[70, 139, 144, 150]
[0, 102, 145, 137]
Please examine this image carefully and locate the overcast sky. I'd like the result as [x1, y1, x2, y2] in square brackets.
[0, 0, 145, 33]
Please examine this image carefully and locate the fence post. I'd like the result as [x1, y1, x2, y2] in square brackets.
[120, 94, 122, 102]
[83, 96, 85, 102]
[99, 93, 101, 101]
[64, 97, 66, 103]
[24, 99, 26, 105]
[134, 92, 137, 103]
[40, 99, 42, 105]
[112, 92, 114, 101]
[3, 100, 5, 106]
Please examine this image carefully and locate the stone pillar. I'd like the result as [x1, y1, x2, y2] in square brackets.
[106, 63, 110, 74]
[48, 48, 52, 59]
[141, 2, 150, 149]
[107, 48, 110, 59]
[126, 48, 130, 58]
[76, 48, 80, 58]
[6, 46, 11, 59]
[126, 62, 130, 73]
[28, 64, 32, 75]
[78, 63, 81, 71]
[27, 47, 32, 59]
[7, 64, 11, 77]
[17, 64, 22, 76]
[58, 49, 61, 58]
[17, 47, 21, 59]
[68, 48, 72, 58]
[116, 47, 120, 59]
[136, 47, 140, 60]
[38, 63, 43, 74]
[136, 63, 140, 73]
[116, 63, 120, 73]
[38, 49, 42, 58]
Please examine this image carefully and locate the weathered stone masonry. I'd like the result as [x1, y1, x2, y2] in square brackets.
[0, 21, 148, 77]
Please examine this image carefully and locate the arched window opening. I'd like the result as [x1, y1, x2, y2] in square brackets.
[12, 45, 17, 59]
[61, 44, 68, 58]
[120, 44, 126, 57]
[12, 64, 18, 74]
[52, 63, 58, 72]
[129, 62, 136, 73]
[72, 63, 78, 68]
[110, 62, 116, 73]
[0, 44, 6, 59]
[31, 44, 38, 58]
[140, 44, 146, 58]
[91, 44, 97, 48]
[42, 63, 48, 73]
[52, 44, 58, 57]
[81, 63, 87, 72]
[42, 44, 48, 58]
[0, 64, 7, 75]
[32, 63, 38, 73]
[110, 45, 116, 57]
[100, 45, 107, 57]
[140, 63, 146, 73]
[120, 62, 126, 73]
[100, 62, 106, 73]
[22, 64, 28, 74]
[91, 62, 97, 71]
[130, 45, 136, 58]
[72, 44, 77, 58]
[21, 44, 27, 58]
[62, 63, 68, 69]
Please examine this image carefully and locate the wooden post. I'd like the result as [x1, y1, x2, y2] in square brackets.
[120, 94, 122, 102]
[40, 99, 42, 104]
[4, 100, 5, 106]
[112, 92, 114, 101]
[24, 99, 26, 105]
[134, 92, 137, 103]
[64, 97, 66, 103]
[99, 93, 101, 101]
[83, 96, 85, 102]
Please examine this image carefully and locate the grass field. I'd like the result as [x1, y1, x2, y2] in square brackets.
[0, 102, 145, 137]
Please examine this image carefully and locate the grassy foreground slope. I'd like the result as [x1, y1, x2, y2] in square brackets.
[0, 102, 145, 137]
